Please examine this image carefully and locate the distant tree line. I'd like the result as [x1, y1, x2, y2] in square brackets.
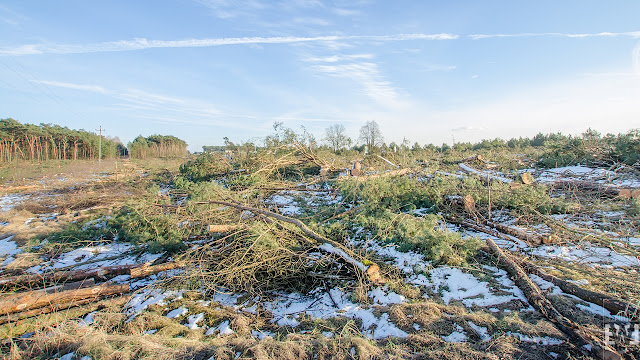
[201, 120, 638, 167]
[128, 134, 188, 159]
[328, 122, 640, 166]
[0, 118, 126, 163]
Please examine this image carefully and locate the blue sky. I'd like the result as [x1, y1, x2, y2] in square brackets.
[1, 1, 639, 151]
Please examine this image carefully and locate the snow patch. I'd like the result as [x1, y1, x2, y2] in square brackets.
[124, 289, 182, 318]
[507, 332, 563, 345]
[0, 194, 27, 212]
[166, 307, 189, 319]
[0, 235, 21, 257]
[468, 321, 491, 341]
[186, 312, 205, 329]
[442, 325, 467, 342]
[369, 287, 406, 305]
[532, 244, 640, 268]
[413, 266, 524, 308]
[262, 287, 407, 339]
[207, 320, 234, 336]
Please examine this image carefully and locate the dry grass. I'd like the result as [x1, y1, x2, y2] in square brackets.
[2, 147, 640, 359]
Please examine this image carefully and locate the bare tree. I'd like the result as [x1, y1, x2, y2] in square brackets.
[325, 124, 351, 153]
[359, 121, 384, 151]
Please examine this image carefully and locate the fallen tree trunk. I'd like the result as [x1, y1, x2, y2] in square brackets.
[513, 256, 640, 321]
[451, 216, 638, 321]
[484, 237, 621, 360]
[377, 155, 399, 168]
[484, 219, 558, 246]
[448, 215, 556, 246]
[459, 163, 513, 183]
[549, 179, 637, 199]
[130, 262, 183, 279]
[0, 283, 129, 316]
[0, 264, 138, 290]
[0, 297, 96, 325]
[196, 200, 383, 284]
[0, 262, 182, 290]
[448, 216, 528, 247]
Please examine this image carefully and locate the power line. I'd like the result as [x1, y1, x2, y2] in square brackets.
[0, 49, 79, 110]
[0, 77, 42, 105]
[0, 49, 89, 122]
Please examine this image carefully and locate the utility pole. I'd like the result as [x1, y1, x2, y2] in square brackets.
[96, 126, 104, 162]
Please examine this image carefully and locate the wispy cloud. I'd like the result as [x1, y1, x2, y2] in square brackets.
[469, 31, 640, 40]
[5, 31, 637, 56]
[121, 89, 187, 105]
[1, 33, 458, 56]
[31, 79, 233, 125]
[303, 53, 373, 62]
[310, 58, 406, 109]
[31, 80, 107, 94]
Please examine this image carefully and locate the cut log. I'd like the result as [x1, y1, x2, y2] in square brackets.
[130, 262, 183, 278]
[458, 163, 513, 183]
[520, 172, 534, 185]
[0, 297, 96, 325]
[448, 195, 476, 213]
[0, 283, 129, 315]
[484, 237, 621, 360]
[207, 224, 240, 233]
[197, 200, 383, 284]
[463, 195, 476, 213]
